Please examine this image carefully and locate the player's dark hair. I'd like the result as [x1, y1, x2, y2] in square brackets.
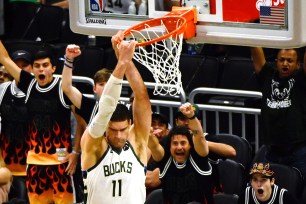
[111, 103, 131, 122]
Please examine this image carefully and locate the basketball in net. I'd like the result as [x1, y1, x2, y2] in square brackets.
[123, 7, 197, 96]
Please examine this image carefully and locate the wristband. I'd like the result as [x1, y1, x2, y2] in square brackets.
[72, 150, 80, 155]
[64, 62, 73, 69]
[64, 54, 74, 63]
[188, 114, 196, 120]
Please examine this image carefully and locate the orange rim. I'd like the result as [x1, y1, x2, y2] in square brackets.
[123, 16, 187, 47]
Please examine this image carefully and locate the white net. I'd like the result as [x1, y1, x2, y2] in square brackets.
[127, 20, 184, 96]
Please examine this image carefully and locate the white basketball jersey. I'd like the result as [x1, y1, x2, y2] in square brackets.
[86, 142, 146, 204]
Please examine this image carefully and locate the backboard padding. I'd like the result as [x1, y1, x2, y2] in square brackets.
[69, 0, 306, 48]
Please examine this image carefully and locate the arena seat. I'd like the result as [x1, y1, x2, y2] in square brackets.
[59, 9, 88, 45]
[251, 144, 268, 163]
[213, 193, 239, 204]
[217, 57, 259, 91]
[300, 185, 306, 204]
[207, 57, 260, 108]
[145, 188, 163, 204]
[5, 2, 41, 40]
[36, 5, 65, 43]
[179, 54, 220, 94]
[6, 3, 65, 43]
[218, 159, 247, 195]
[269, 163, 304, 199]
[3, 40, 52, 57]
[72, 46, 105, 78]
[212, 134, 253, 168]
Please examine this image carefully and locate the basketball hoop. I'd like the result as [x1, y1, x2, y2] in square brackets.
[123, 7, 197, 96]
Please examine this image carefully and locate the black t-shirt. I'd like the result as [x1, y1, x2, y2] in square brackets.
[257, 63, 306, 146]
[75, 95, 97, 124]
[158, 139, 214, 204]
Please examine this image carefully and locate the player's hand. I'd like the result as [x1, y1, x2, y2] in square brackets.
[65, 44, 81, 61]
[111, 30, 124, 59]
[64, 152, 78, 176]
[117, 40, 136, 63]
[179, 102, 194, 119]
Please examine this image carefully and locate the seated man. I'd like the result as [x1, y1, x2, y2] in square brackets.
[238, 163, 302, 204]
[175, 104, 236, 193]
[146, 106, 237, 196]
[149, 102, 214, 204]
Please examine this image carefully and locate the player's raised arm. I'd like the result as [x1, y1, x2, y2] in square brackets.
[124, 43, 151, 164]
[0, 41, 21, 83]
[112, 30, 151, 164]
[80, 37, 134, 170]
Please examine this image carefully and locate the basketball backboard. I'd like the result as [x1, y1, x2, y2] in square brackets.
[69, 0, 306, 48]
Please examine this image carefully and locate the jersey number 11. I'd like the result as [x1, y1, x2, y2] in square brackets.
[112, 179, 122, 197]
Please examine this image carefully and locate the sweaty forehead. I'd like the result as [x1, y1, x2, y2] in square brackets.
[108, 120, 129, 130]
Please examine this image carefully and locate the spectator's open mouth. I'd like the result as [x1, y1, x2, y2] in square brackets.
[175, 152, 184, 156]
[281, 67, 289, 73]
[38, 74, 45, 80]
[257, 189, 264, 195]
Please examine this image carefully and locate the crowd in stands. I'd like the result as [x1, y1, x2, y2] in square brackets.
[1, 1, 306, 204]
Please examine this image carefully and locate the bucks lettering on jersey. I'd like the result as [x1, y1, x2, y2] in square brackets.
[86, 142, 146, 204]
[103, 161, 132, 176]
